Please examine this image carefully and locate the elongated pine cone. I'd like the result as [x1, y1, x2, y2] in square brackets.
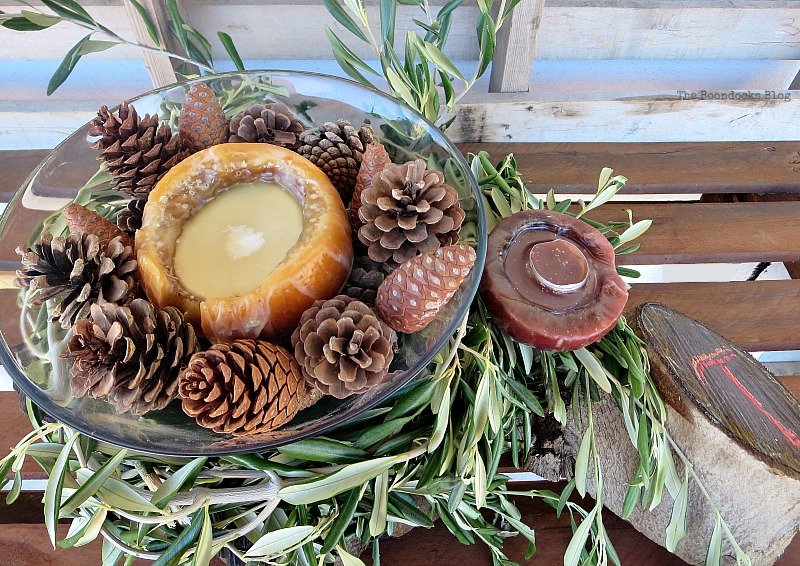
[15, 234, 137, 329]
[117, 197, 146, 235]
[89, 102, 190, 198]
[179, 83, 228, 153]
[342, 256, 393, 307]
[297, 119, 373, 203]
[350, 141, 392, 232]
[292, 296, 396, 399]
[62, 203, 132, 247]
[358, 159, 465, 266]
[376, 244, 476, 333]
[179, 340, 321, 435]
[228, 103, 305, 149]
[66, 299, 198, 415]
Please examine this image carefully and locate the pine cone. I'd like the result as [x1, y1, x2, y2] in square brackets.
[117, 197, 147, 235]
[228, 103, 305, 149]
[351, 141, 392, 233]
[66, 299, 198, 415]
[179, 83, 228, 153]
[292, 295, 396, 399]
[342, 256, 393, 307]
[297, 119, 373, 204]
[89, 102, 190, 198]
[357, 159, 465, 266]
[179, 339, 321, 435]
[376, 244, 476, 333]
[15, 234, 137, 329]
[62, 203, 132, 247]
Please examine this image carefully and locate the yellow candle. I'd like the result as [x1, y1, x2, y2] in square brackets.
[173, 181, 303, 299]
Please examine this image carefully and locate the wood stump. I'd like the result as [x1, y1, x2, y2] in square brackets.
[526, 303, 800, 565]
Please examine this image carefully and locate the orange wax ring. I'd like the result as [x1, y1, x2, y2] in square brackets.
[480, 209, 627, 351]
[136, 143, 353, 342]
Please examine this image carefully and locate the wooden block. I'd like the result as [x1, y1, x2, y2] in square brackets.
[489, 0, 545, 93]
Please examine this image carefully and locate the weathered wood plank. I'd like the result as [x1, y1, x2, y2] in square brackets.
[457, 141, 800, 194]
[587, 202, 800, 265]
[489, 0, 545, 93]
[4, 1, 800, 63]
[5, 142, 800, 202]
[451, 96, 800, 143]
[375, 481, 800, 566]
[627, 280, 800, 351]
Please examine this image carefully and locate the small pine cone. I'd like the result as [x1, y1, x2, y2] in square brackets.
[117, 197, 147, 235]
[297, 119, 373, 204]
[376, 244, 476, 333]
[179, 340, 321, 435]
[15, 234, 137, 329]
[292, 295, 396, 399]
[89, 102, 191, 198]
[228, 103, 305, 149]
[351, 141, 392, 233]
[179, 83, 228, 153]
[342, 256, 393, 307]
[62, 203, 132, 248]
[358, 159, 465, 266]
[66, 299, 198, 415]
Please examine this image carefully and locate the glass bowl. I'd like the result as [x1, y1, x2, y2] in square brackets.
[0, 71, 486, 456]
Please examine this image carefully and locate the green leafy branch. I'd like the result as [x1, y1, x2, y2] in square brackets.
[324, 0, 522, 127]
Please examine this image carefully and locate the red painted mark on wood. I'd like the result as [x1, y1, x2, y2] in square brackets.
[691, 348, 800, 449]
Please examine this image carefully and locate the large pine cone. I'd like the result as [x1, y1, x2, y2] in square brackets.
[89, 102, 190, 198]
[357, 159, 465, 266]
[291, 296, 396, 399]
[376, 244, 477, 333]
[297, 119, 373, 204]
[179, 340, 320, 435]
[66, 299, 198, 415]
[179, 83, 228, 153]
[15, 234, 137, 329]
[228, 103, 305, 149]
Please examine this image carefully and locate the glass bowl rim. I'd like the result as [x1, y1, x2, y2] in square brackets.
[0, 69, 488, 456]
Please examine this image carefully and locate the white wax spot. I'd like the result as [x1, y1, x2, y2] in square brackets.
[224, 225, 266, 260]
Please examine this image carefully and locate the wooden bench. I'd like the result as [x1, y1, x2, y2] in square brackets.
[1, 143, 798, 564]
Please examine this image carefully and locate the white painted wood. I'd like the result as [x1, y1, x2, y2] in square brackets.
[489, 0, 545, 93]
[2, 1, 800, 62]
[121, 0, 180, 87]
[451, 93, 800, 143]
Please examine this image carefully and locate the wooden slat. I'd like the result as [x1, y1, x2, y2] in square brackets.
[489, 0, 545, 93]
[375, 481, 800, 566]
[122, 0, 181, 87]
[0, 150, 49, 202]
[456, 142, 800, 194]
[588, 202, 800, 265]
[6, 142, 800, 203]
[627, 280, 800, 351]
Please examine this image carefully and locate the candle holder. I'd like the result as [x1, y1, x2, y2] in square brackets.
[0, 71, 487, 456]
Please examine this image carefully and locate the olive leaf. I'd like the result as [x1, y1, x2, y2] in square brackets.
[127, 0, 160, 46]
[44, 434, 79, 547]
[218, 31, 244, 71]
[245, 525, 316, 558]
[279, 455, 404, 505]
[666, 473, 689, 551]
[151, 457, 207, 509]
